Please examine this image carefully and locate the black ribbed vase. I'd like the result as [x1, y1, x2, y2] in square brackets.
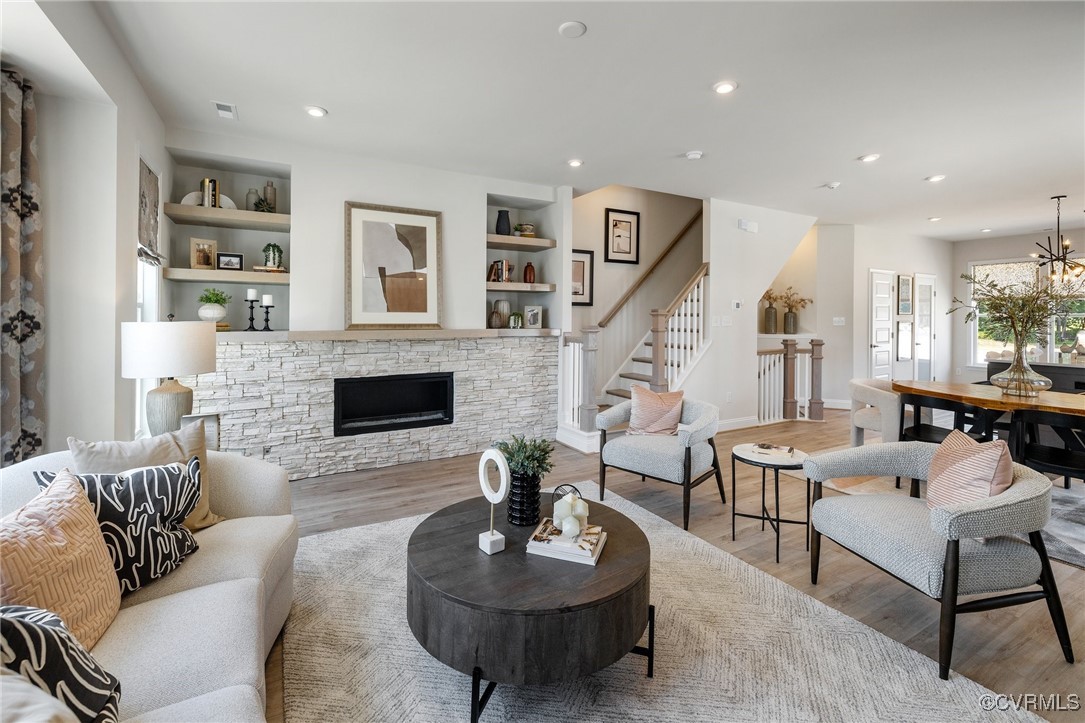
[507, 473, 541, 526]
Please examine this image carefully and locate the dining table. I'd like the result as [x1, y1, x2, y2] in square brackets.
[891, 380, 1085, 417]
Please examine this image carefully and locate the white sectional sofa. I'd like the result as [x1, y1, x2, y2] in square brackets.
[1, 450, 298, 722]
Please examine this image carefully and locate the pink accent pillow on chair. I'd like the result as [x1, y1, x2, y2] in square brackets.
[628, 386, 684, 435]
[927, 429, 1014, 509]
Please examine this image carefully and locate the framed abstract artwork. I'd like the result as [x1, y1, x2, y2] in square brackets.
[571, 249, 594, 306]
[604, 208, 640, 264]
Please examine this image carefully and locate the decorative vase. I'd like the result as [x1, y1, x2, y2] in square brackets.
[264, 246, 283, 269]
[494, 299, 511, 328]
[764, 304, 778, 334]
[523, 262, 535, 284]
[245, 188, 260, 211]
[783, 310, 798, 334]
[507, 472, 541, 526]
[197, 303, 227, 323]
[264, 181, 277, 212]
[488, 310, 502, 329]
[495, 209, 512, 236]
[990, 334, 1053, 397]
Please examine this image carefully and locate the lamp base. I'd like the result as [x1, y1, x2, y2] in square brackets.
[146, 378, 194, 436]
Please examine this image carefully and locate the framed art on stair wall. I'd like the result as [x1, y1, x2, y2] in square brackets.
[571, 249, 594, 306]
[604, 208, 640, 264]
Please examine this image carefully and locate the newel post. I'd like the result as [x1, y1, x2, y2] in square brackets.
[649, 310, 669, 392]
[579, 326, 601, 432]
[782, 339, 798, 420]
[809, 339, 825, 421]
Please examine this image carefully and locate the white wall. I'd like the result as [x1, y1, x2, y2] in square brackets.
[681, 199, 817, 427]
[37, 94, 118, 450]
[765, 228, 818, 333]
[951, 228, 1085, 382]
[165, 128, 566, 331]
[812, 226, 855, 404]
[570, 185, 702, 395]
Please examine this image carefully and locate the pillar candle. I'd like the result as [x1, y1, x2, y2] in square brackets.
[262, 294, 273, 307]
[246, 288, 258, 301]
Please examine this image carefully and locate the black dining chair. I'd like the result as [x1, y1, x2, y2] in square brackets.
[1013, 409, 1085, 489]
[896, 393, 996, 496]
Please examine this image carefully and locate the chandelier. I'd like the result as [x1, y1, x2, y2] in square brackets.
[1031, 195, 1083, 281]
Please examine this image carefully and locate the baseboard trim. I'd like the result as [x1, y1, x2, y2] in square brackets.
[556, 424, 600, 454]
[718, 416, 759, 432]
[823, 398, 850, 410]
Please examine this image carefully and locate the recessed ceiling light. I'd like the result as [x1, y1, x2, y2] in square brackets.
[925, 175, 946, 183]
[685, 150, 703, 160]
[567, 159, 583, 168]
[305, 106, 328, 118]
[713, 80, 739, 94]
[558, 21, 587, 38]
[928, 217, 942, 222]
[981, 228, 992, 233]
[825, 181, 841, 190]
[858, 154, 881, 163]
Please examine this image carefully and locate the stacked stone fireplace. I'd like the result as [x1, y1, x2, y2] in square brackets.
[186, 336, 558, 480]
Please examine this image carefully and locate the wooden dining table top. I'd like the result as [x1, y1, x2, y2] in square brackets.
[891, 380, 1085, 416]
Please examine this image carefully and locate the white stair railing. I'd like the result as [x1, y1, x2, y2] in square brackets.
[561, 327, 600, 432]
[563, 338, 583, 428]
[650, 263, 709, 391]
[757, 339, 825, 424]
[758, 351, 785, 423]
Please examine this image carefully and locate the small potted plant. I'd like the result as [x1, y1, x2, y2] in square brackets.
[262, 242, 284, 269]
[493, 435, 554, 526]
[518, 223, 536, 238]
[778, 286, 812, 334]
[197, 288, 231, 325]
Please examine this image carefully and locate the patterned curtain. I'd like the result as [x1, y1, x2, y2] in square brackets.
[1, 68, 45, 466]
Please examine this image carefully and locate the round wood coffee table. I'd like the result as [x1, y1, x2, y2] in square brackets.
[407, 496, 653, 721]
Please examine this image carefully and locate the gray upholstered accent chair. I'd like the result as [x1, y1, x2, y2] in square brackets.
[804, 442, 1074, 680]
[849, 378, 903, 447]
[596, 397, 725, 530]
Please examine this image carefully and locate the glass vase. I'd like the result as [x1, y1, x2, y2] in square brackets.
[990, 336, 1053, 397]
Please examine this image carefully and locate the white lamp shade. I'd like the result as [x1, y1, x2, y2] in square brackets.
[121, 321, 217, 379]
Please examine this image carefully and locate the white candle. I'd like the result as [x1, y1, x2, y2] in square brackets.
[246, 288, 258, 301]
[262, 294, 273, 307]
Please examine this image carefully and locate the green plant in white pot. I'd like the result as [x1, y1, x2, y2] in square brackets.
[262, 242, 284, 269]
[197, 288, 231, 324]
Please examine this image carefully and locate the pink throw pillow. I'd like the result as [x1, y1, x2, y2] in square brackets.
[926, 429, 1014, 509]
[628, 386, 684, 435]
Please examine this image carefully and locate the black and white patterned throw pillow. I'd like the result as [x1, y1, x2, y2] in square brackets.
[34, 457, 201, 594]
[1, 605, 121, 723]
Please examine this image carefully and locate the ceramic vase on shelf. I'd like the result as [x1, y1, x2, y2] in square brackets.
[263, 181, 277, 212]
[990, 334, 1053, 397]
[783, 310, 798, 334]
[495, 209, 512, 236]
[197, 303, 227, 324]
[523, 262, 535, 284]
[764, 303, 778, 334]
[245, 188, 260, 211]
[494, 300, 511, 328]
[507, 473, 541, 526]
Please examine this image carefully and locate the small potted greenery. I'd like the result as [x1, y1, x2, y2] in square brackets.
[197, 288, 231, 325]
[493, 435, 554, 526]
[262, 242, 284, 269]
[514, 223, 536, 238]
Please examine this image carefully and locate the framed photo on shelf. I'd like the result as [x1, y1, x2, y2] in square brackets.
[523, 305, 543, 329]
[217, 252, 244, 271]
[190, 238, 217, 270]
[897, 274, 913, 315]
[571, 248, 594, 306]
[604, 208, 640, 264]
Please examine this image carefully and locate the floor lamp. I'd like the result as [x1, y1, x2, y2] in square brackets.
[121, 320, 217, 436]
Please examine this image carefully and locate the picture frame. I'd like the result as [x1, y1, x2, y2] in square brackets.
[604, 208, 640, 264]
[524, 305, 543, 329]
[571, 249, 595, 306]
[345, 201, 442, 329]
[180, 413, 220, 450]
[190, 238, 217, 270]
[897, 274, 913, 315]
[137, 158, 162, 264]
[897, 321, 913, 361]
[216, 252, 243, 271]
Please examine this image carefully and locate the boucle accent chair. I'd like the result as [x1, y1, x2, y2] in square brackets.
[848, 378, 904, 447]
[596, 398, 725, 530]
[803, 442, 1074, 680]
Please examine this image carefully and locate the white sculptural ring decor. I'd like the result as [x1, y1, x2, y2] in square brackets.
[478, 448, 510, 555]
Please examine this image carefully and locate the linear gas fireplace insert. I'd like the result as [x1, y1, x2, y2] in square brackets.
[333, 372, 454, 436]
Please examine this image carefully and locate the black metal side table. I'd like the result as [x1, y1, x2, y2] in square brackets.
[731, 443, 810, 563]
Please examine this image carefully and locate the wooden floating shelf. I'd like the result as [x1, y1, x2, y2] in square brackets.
[163, 268, 291, 285]
[485, 234, 557, 252]
[486, 282, 556, 293]
[164, 203, 290, 233]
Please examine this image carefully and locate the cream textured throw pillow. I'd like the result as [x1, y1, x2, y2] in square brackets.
[628, 386, 684, 435]
[926, 429, 1014, 509]
[0, 472, 120, 649]
[68, 420, 223, 530]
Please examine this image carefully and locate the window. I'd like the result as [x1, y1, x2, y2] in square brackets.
[134, 260, 160, 438]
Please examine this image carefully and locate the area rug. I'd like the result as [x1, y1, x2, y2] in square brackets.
[283, 483, 1035, 722]
[779, 459, 1085, 569]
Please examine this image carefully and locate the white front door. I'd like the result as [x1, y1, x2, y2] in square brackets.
[869, 270, 894, 379]
[914, 274, 936, 381]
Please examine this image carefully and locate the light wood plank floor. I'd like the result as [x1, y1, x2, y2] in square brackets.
[265, 411, 1083, 722]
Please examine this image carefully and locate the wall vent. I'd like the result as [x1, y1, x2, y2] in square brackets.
[212, 101, 238, 120]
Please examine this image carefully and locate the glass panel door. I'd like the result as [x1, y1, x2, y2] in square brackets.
[914, 274, 935, 381]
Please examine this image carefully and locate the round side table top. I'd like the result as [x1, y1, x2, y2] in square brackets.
[407, 496, 650, 615]
[732, 443, 808, 470]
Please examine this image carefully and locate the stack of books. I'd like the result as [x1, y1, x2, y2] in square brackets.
[526, 517, 607, 566]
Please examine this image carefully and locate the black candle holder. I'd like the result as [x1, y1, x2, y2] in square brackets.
[261, 305, 274, 332]
[245, 300, 258, 331]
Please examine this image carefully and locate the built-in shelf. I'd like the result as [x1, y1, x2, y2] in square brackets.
[163, 267, 291, 285]
[485, 234, 557, 252]
[164, 203, 290, 233]
[486, 282, 556, 293]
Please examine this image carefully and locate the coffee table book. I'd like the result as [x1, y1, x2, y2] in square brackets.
[526, 517, 607, 566]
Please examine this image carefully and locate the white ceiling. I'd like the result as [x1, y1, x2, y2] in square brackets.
[96, 1, 1084, 241]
